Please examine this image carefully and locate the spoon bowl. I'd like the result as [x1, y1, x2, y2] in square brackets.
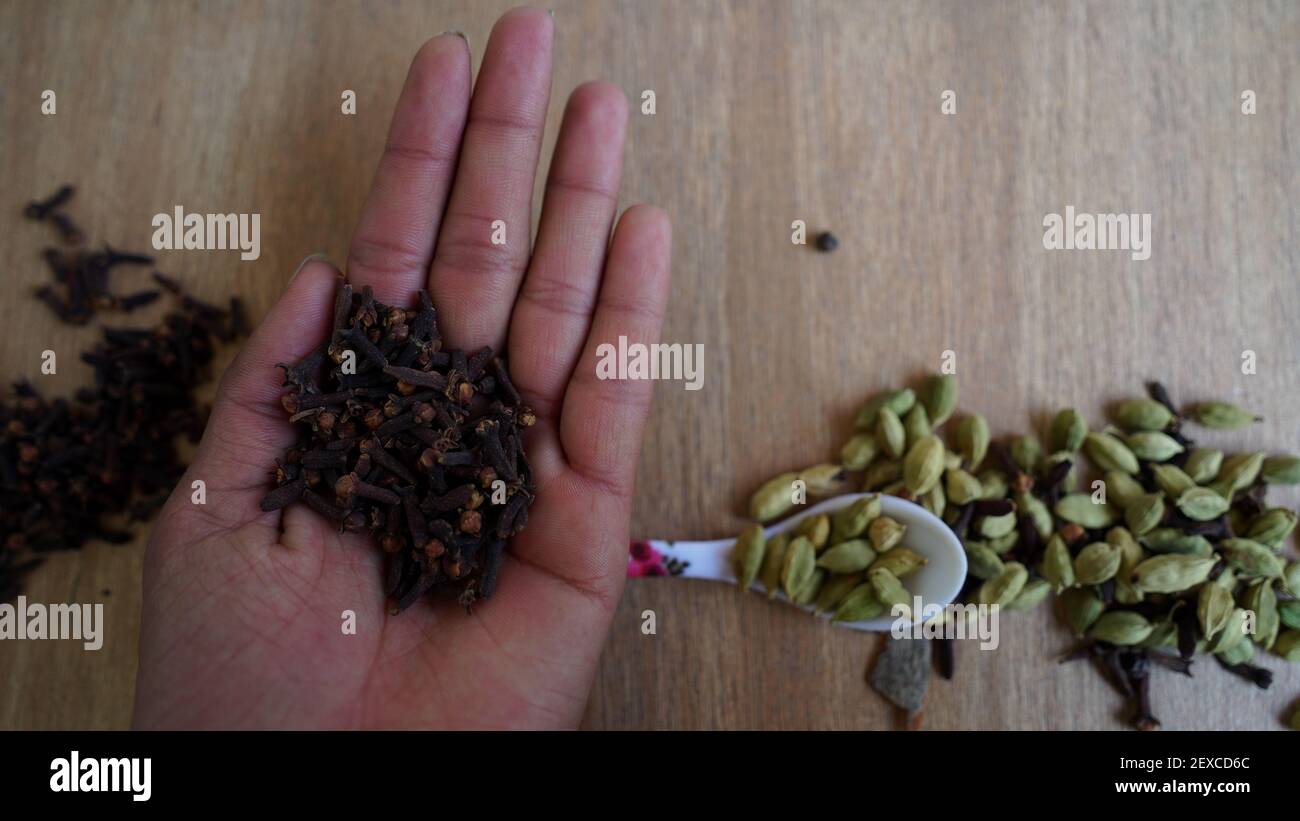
[626, 492, 968, 631]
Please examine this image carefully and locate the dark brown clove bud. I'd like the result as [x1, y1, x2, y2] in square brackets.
[334, 472, 401, 506]
[459, 509, 482, 535]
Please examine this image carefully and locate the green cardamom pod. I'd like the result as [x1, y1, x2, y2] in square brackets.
[1107, 526, 1144, 566]
[840, 432, 880, 471]
[921, 483, 945, 518]
[732, 524, 767, 590]
[1085, 431, 1139, 475]
[868, 516, 906, 552]
[1062, 588, 1105, 636]
[1211, 452, 1265, 498]
[1210, 608, 1249, 653]
[1245, 508, 1297, 547]
[1273, 630, 1300, 662]
[868, 567, 912, 612]
[1215, 566, 1238, 590]
[1284, 560, 1300, 596]
[1112, 524, 1144, 597]
[1243, 580, 1279, 650]
[1125, 431, 1185, 462]
[1278, 600, 1300, 631]
[1104, 470, 1146, 510]
[1088, 611, 1154, 645]
[1015, 491, 1053, 540]
[902, 435, 945, 495]
[869, 546, 928, 579]
[830, 495, 882, 542]
[749, 471, 798, 522]
[1041, 534, 1074, 593]
[1262, 454, 1300, 485]
[1048, 408, 1088, 452]
[986, 530, 1020, 555]
[945, 467, 982, 506]
[876, 408, 906, 459]
[1124, 493, 1165, 535]
[955, 414, 990, 470]
[977, 561, 1028, 607]
[1109, 526, 1146, 604]
[832, 583, 886, 622]
[975, 510, 1016, 540]
[966, 542, 1006, 580]
[1191, 401, 1261, 430]
[1042, 451, 1079, 491]
[1010, 435, 1042, 475]
[792, 568, 826, 607]
[1141, 527, 1213, 557]
[1150, 463, 1196, 500]
[815, 539, 877, 574]
[816, 572, 864, 613]
[860, 458, 902, 491]
[794, 513, 831, 552]
[1054, 493, 1118, 529]
[1074, 541, 1122, 585]
[1130, 553, 1217, 593]
[977, 469, 1008, 500]
[879, 479, 907, 496]
[1175, 487, 1231, 522]
[1114, 398, 1174, 432]
[1219, 537, 1285, 579]
[1197, 583, 1234, 642]
[919, 373, 957, 427]
[903, 403, 931, 450]
[1008, 578, 1051, 610]
[781, 536, 816, 600]
[1141, 619, 1179, 649]
[798, 463, 850, 499]
[1183, 448, 1224, 484]
[759, 533, 789, 599]
[1217, 638, 1254, 666]
[853, 388, 915, 430]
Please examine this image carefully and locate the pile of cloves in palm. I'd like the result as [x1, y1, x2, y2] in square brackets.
[260, 280, 537, 612]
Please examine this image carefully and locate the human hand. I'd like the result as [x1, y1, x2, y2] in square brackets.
[133, 7, 671, 729]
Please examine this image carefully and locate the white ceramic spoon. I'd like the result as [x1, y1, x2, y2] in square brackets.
[626, 493, 968, 631]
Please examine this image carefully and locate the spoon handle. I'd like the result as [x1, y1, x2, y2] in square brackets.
[626, 538, 736, 582]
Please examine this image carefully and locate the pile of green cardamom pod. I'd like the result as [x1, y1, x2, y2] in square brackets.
[732, 495, 928, 622]
[730, 374, 1300, 729]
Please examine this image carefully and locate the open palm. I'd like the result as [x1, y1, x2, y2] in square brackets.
[133, 7, 671, 729]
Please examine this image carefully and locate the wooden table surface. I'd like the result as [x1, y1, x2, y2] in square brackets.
[1, 0, 1297, 730]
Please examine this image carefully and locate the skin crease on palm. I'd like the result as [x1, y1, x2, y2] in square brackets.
[132, 7, 672, 729]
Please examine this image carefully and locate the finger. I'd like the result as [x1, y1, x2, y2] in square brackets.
[508, 82, 627, 430]
[428, 7, 554, 351]
[185, 259, 341, 522]
[558, 206, 672, 500]
[346, 32, 471, 304]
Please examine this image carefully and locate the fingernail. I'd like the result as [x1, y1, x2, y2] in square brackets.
[438, 29, 467, 42]
[290, 252, 329, 284]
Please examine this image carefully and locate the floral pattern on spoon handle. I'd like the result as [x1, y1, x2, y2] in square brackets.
[627, 540, 692, 577]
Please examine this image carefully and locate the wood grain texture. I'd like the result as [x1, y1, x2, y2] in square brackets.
[0, 0, 1296, 730]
